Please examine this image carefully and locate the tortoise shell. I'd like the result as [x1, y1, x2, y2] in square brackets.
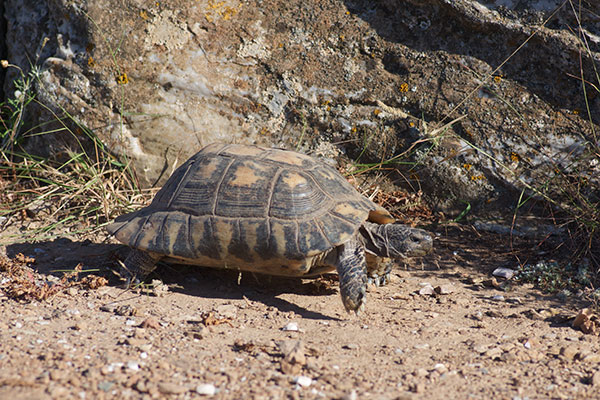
[107, 143, 395, 276]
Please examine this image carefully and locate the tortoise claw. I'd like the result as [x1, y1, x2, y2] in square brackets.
[340, 284, 366, 314]
[123, 274, 142, 289]
[114, 259, 143, 289]
[353, 298, 366, 316]
[368, 272, 391, 287]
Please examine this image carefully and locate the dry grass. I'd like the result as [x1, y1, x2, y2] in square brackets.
[0, 61, 155, 244]
[0, 147, 154, 243]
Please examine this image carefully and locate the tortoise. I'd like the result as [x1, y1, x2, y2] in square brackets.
[107, 143, 432, 313]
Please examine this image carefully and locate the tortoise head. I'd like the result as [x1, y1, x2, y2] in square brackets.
[361, 222, 433, 258]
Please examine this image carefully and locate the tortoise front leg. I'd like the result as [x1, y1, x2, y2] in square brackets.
[335, 238, 368, 315]
[118, 249, 162, 286]
[365, 254, 393, 287]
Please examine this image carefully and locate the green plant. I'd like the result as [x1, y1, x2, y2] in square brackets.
[515, 260, 591, 293]
[0, 61, 150, 244]
[0, 61, 37, 151]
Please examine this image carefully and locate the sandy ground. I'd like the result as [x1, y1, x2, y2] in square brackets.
[1, 0, 599, 398]
[1, 221, 599, 400]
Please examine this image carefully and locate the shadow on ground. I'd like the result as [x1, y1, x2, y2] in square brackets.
[4, 223, 582, 314]
[4, 238, 340, 319]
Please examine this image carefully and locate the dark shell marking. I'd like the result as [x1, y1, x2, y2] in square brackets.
[107, 143, 390, 277]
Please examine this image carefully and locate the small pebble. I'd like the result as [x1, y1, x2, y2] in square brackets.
[491, 295, 505, 301]
[215, 304, 237, 319]
[139, 317, 161, 329]
[50, 370, 67, 381]
[341, 390, 357, 400]
[592, 371, 600, 386]
[278, 340, 306, 366]
[294, 375, 312, 387]
[556, 290, 571, 302]
[134, 380, 148, 393]
[411, 382, 425, 393]
[485, 310, 503, 318]
[435, 285, 453, 295]
[560, 345, 579, 360]
[492, 267, 515, 279]
[283, 322, 299, 332]
[473, 344, 488, 354]
[96, 286, 112, 296]
[49, 386, 69, 397]
[127, 361, 140, 371]
[98, 381, 113, 392]
[485, 347, 502, 359]
[196, 383, 216, 396]
[150, 280, 169, 297]
[433, 363, 447, 373]
[582, 353, 600, 363]
[158, 382, 188, 394]
[418, 285, 435, 296]
[72, 322, 87, 331]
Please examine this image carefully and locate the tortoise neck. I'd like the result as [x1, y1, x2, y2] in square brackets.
[359, 222, 390, 258]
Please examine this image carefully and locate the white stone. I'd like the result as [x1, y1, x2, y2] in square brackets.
[127, 361, 140, 371]
[283, 322, 299, 332]
[196, 383, 216, 396]
[294, 376, 312, 387]
[492, 267, 515, 279]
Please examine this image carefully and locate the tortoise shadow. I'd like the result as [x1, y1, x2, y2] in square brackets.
[168, 281, 340, 321]
[4, 239, 340, 320]
[5, 223, 586, 317]
[159, 266, 341, 321]
[5, 238, 121, 276]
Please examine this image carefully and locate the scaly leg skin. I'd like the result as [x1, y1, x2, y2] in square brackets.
[335, 239, 368, 315]
[365, 254, 393, 287]
[118, 249, 162, 287]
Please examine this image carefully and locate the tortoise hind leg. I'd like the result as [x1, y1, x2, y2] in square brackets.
[117, 249, 162, 286]
[335, 238, 368, 314]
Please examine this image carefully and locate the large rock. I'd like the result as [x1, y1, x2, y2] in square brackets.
[2, 0, 598, 213]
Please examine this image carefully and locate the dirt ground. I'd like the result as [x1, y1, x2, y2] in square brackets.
[1, 219, 599, 400]
[1, 0, 599, 398]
